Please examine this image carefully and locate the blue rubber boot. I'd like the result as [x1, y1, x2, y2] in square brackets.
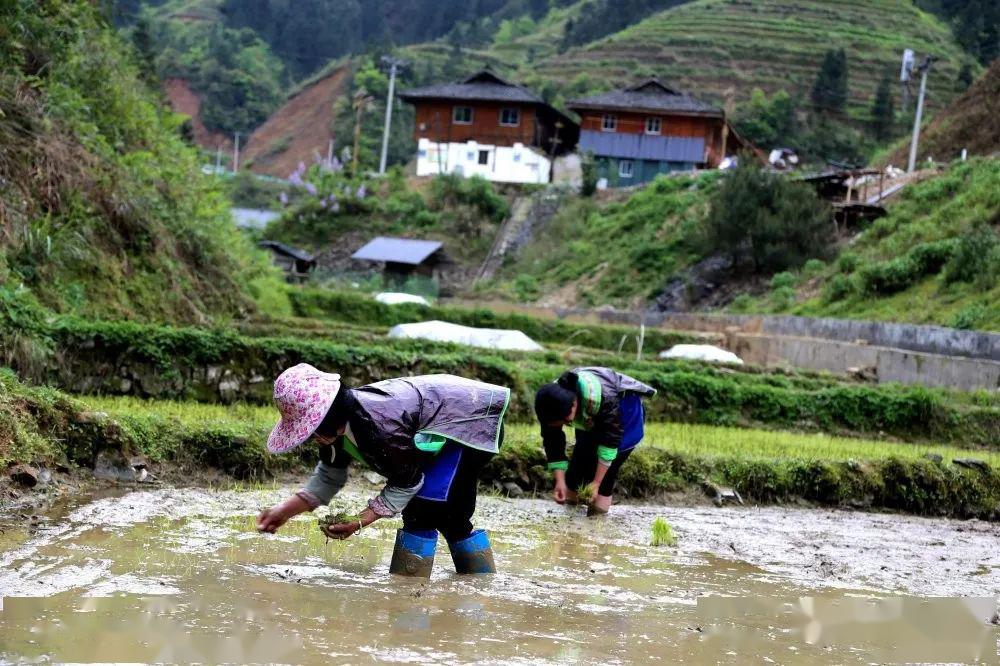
[447, 529, 496, 574]
[389, 529, 437, 577]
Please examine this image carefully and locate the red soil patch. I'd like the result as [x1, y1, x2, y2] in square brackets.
[163, 77, 230, 152]
[242, 66, 351, 179]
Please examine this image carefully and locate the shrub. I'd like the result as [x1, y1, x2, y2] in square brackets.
[860, 240, 957, 296]
[837, 252, 859, 273]
[729, 294, 754, 313]
[770, 272, 797, 289]
[705, 164, 832, 273]
[823, 274, 855, 302]
[512, 274, 541, 302]
[944, 224, 999, 286]
[860, 256, 919, 295]
[909, 239, 957, 275]
[949, 304, 986, 330]
[803, 258, 826, 277]
[770, 286, 796, 310]
[430, 174, 509, 223]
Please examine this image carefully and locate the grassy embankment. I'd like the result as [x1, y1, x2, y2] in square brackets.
[19, 297, 998, 446]
[730, 159, 1000, 331]
[4, 287, 998, 518]
[481, 156, 998, 332]
[4, 376, 997, 519]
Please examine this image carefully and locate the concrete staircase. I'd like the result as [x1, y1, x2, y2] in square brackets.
[476, 191, 561, 283]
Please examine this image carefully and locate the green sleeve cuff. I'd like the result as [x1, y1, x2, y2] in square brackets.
[547, 461, 569, 471]
[597, 446, 618, 463]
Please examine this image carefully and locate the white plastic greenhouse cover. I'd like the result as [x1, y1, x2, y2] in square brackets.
[375, 292, 431, 306]
[388, 320, 544, 352]
[659, 344, 744, 365]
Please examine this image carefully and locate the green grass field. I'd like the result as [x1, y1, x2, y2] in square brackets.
[89, 396, 997, 468]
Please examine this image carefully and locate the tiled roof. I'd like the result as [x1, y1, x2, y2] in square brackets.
[352, 237, 443, 265]
[568, 80, 722, 116]
[399, 70, 544, 104]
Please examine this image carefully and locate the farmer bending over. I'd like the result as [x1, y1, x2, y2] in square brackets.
[257, 363, 510, 577]
[534, 367, 655, 515]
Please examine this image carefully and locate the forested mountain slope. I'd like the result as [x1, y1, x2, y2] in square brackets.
[0, 1, 267, 323]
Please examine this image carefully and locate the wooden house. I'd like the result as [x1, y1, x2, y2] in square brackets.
[567, 80, 733, 186]
[399, 71, 578, 184]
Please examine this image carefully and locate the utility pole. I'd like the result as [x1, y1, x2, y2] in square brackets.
[907, 55, 935, 173]
[232, 131, 240, 173]
[352, 89, 372, 177]
[378, 56, 408, 175]
[215, 144, 222, 173]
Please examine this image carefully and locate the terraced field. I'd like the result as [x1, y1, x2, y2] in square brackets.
[534, 0, 973, 117]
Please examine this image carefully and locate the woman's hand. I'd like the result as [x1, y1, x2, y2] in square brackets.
[257, 494, 311, 534]
[320, 507, 378, 541]
[552, 469, 569, 504]
[256, 506, 290, 533]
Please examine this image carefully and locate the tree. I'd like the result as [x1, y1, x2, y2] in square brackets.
[870, 72, 895, 141]
[529, 0, 550, 19]
[704, 163, 833, 274]
[130, 16, 158, 88]
[733, 88, 797, 147]
[580, 152, 597, 196]
[811, 48, 849, 113]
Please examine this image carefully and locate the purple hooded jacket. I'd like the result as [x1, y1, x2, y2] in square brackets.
[299, 374, 510, 515]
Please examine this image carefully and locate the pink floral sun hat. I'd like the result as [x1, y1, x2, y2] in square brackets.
[267, 363, 342, 454]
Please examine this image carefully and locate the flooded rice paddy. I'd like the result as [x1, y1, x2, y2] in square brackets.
[1, 486, 998, 663]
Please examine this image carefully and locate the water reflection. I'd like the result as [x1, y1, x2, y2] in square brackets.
[0, 488, 997, 663]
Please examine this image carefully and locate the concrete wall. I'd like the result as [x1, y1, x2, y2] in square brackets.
[732, 333, 1000, 391]
[547, 309, 1000, 362]
[415, 138, 550, 184]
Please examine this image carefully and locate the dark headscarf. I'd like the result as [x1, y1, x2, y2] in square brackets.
[534, 371, 578, 424]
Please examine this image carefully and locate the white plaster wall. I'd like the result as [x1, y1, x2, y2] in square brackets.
[416, 138, 550, 184]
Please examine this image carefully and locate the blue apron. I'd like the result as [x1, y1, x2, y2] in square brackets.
[618, 393, 645, 453]
[415, 441, 465, 502]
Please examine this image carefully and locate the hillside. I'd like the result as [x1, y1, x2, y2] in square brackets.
[532, 0, 973, 119]
[241, 65, 351, 178]
[163, 77, 229, 149]
[880, 58, 1000, 167]
[730, 158, 1000, 331]
[0, 1, 269, 323]
[487, 173, 720, 308]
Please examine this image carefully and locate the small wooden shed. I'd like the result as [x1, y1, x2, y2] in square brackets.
[258, 240, 317, 283]
[351, 236, 447, 287]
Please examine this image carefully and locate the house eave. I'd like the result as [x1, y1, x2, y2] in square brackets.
[566, 102, 724, 119]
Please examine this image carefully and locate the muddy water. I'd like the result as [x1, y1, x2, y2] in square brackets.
[1, 487, 998, 664]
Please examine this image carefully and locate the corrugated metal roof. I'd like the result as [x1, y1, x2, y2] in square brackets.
[352, 237, 443, 265]
[579, 131, 706, 162]
[399, 70, 544, 104]
[568, 79, 721, 116]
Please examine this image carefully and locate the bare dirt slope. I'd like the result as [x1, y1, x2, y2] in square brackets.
[163, 78, 229, 151]
[242, 66, 351, 179]
[881, 59, 1000, 167]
